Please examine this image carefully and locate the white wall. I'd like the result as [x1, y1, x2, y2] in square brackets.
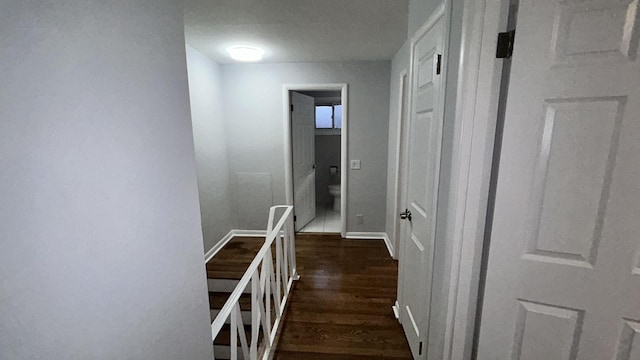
[0, 2, 213, 359]
[221, 62, 391, 232]
[186, 46, 234, 252]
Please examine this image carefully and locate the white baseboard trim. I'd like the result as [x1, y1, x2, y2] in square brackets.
[232, 229, 268, 237]
[345, 232, 394, 258]
[382, 233, 394, 258]
[392, 300, 400, 320]
[345, 231, 387, 239]
[204, 230, 235, 263]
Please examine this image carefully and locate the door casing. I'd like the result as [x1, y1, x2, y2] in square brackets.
[421, 0, 515, 359]
[283, 84, 348, 237]
[390, 70, 408, 261]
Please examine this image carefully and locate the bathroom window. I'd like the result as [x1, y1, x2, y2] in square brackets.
[315, 105, 342, 129]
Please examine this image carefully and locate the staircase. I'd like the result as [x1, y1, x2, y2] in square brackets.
[206, 206, 298, 360]
[207, 238, 262, 359]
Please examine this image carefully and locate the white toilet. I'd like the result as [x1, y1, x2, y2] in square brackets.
[328, 184, 341, 212]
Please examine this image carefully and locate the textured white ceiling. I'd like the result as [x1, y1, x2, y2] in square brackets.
[184, 0, 409, 64]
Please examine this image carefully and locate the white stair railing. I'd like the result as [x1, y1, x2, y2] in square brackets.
[211, 205, 299, 360]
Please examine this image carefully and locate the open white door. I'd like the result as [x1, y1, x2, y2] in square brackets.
[477, 0, 640, 358]
[398, 13, 445, 360]
[291, 91, 316, 231]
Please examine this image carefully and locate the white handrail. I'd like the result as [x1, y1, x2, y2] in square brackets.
[211, 205, 299, 360]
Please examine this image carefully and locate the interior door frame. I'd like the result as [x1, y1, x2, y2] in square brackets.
[440, 0, 512, 359]
[396, 5, 450, 359]
[390, 70, 408, 261]
[283, 84, 348, 237]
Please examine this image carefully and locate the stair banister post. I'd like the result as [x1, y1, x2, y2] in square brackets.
[230, 303, 238, 360]
[265, 251, 272, 339]
[275, 231, 282, 303]
[251, 271, 259, 359]
[288, 214, 298, 280]
[283, 221, 290, 286]
[266, 206, 276, 234]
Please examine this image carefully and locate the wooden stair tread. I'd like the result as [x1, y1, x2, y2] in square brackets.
[207, 269, 248, 280]
[206, 237, 263, 280]
[209, 292, 252, 311]
[214, 324, 252, 346]
[206, 237, 280, 280]
[214, 324, 265, 347]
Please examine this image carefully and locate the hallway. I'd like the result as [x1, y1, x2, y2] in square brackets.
[273, 234, 411, 359]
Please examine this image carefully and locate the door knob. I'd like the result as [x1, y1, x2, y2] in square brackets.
[400, 209, 412, 221]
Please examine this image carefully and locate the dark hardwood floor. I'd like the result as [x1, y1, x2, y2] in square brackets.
[273, 233, 411, 359]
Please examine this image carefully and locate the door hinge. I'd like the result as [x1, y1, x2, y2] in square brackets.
[419, 341, 423, 355]
[290, 104, 294, 112]
[294, 215, 297, 222]
[436, 54, 442, 75]
[496, 29, 516, 59]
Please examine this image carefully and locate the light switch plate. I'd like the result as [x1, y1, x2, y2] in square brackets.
[350, 159, 361, 170]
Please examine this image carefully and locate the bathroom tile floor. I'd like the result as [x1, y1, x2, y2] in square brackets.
[299, 204, 341, 233]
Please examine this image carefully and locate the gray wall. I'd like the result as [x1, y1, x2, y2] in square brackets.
[315, 135, 342, 207]
[221, 62, 391, 232]
[0, 2, 213, 359]
[409, 0, 445, 37]
[186, 46, 234, 252]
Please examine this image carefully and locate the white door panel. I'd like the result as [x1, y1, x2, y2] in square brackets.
[291, 92, 316, 231]
[478, 0, 640, 359]
[399, 16, 445, 360]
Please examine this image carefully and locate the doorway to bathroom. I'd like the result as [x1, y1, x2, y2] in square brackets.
[283, 84, 347, 237]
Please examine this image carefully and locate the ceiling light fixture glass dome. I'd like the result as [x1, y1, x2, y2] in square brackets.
[227, 45, 264, 62]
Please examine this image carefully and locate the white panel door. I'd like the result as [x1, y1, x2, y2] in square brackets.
[399, 15, 445, 359]
[478, 0, 640, 359]
[291, 92, 316, 231]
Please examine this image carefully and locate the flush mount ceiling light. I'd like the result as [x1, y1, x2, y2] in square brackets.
[227, 45, 264, 62]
